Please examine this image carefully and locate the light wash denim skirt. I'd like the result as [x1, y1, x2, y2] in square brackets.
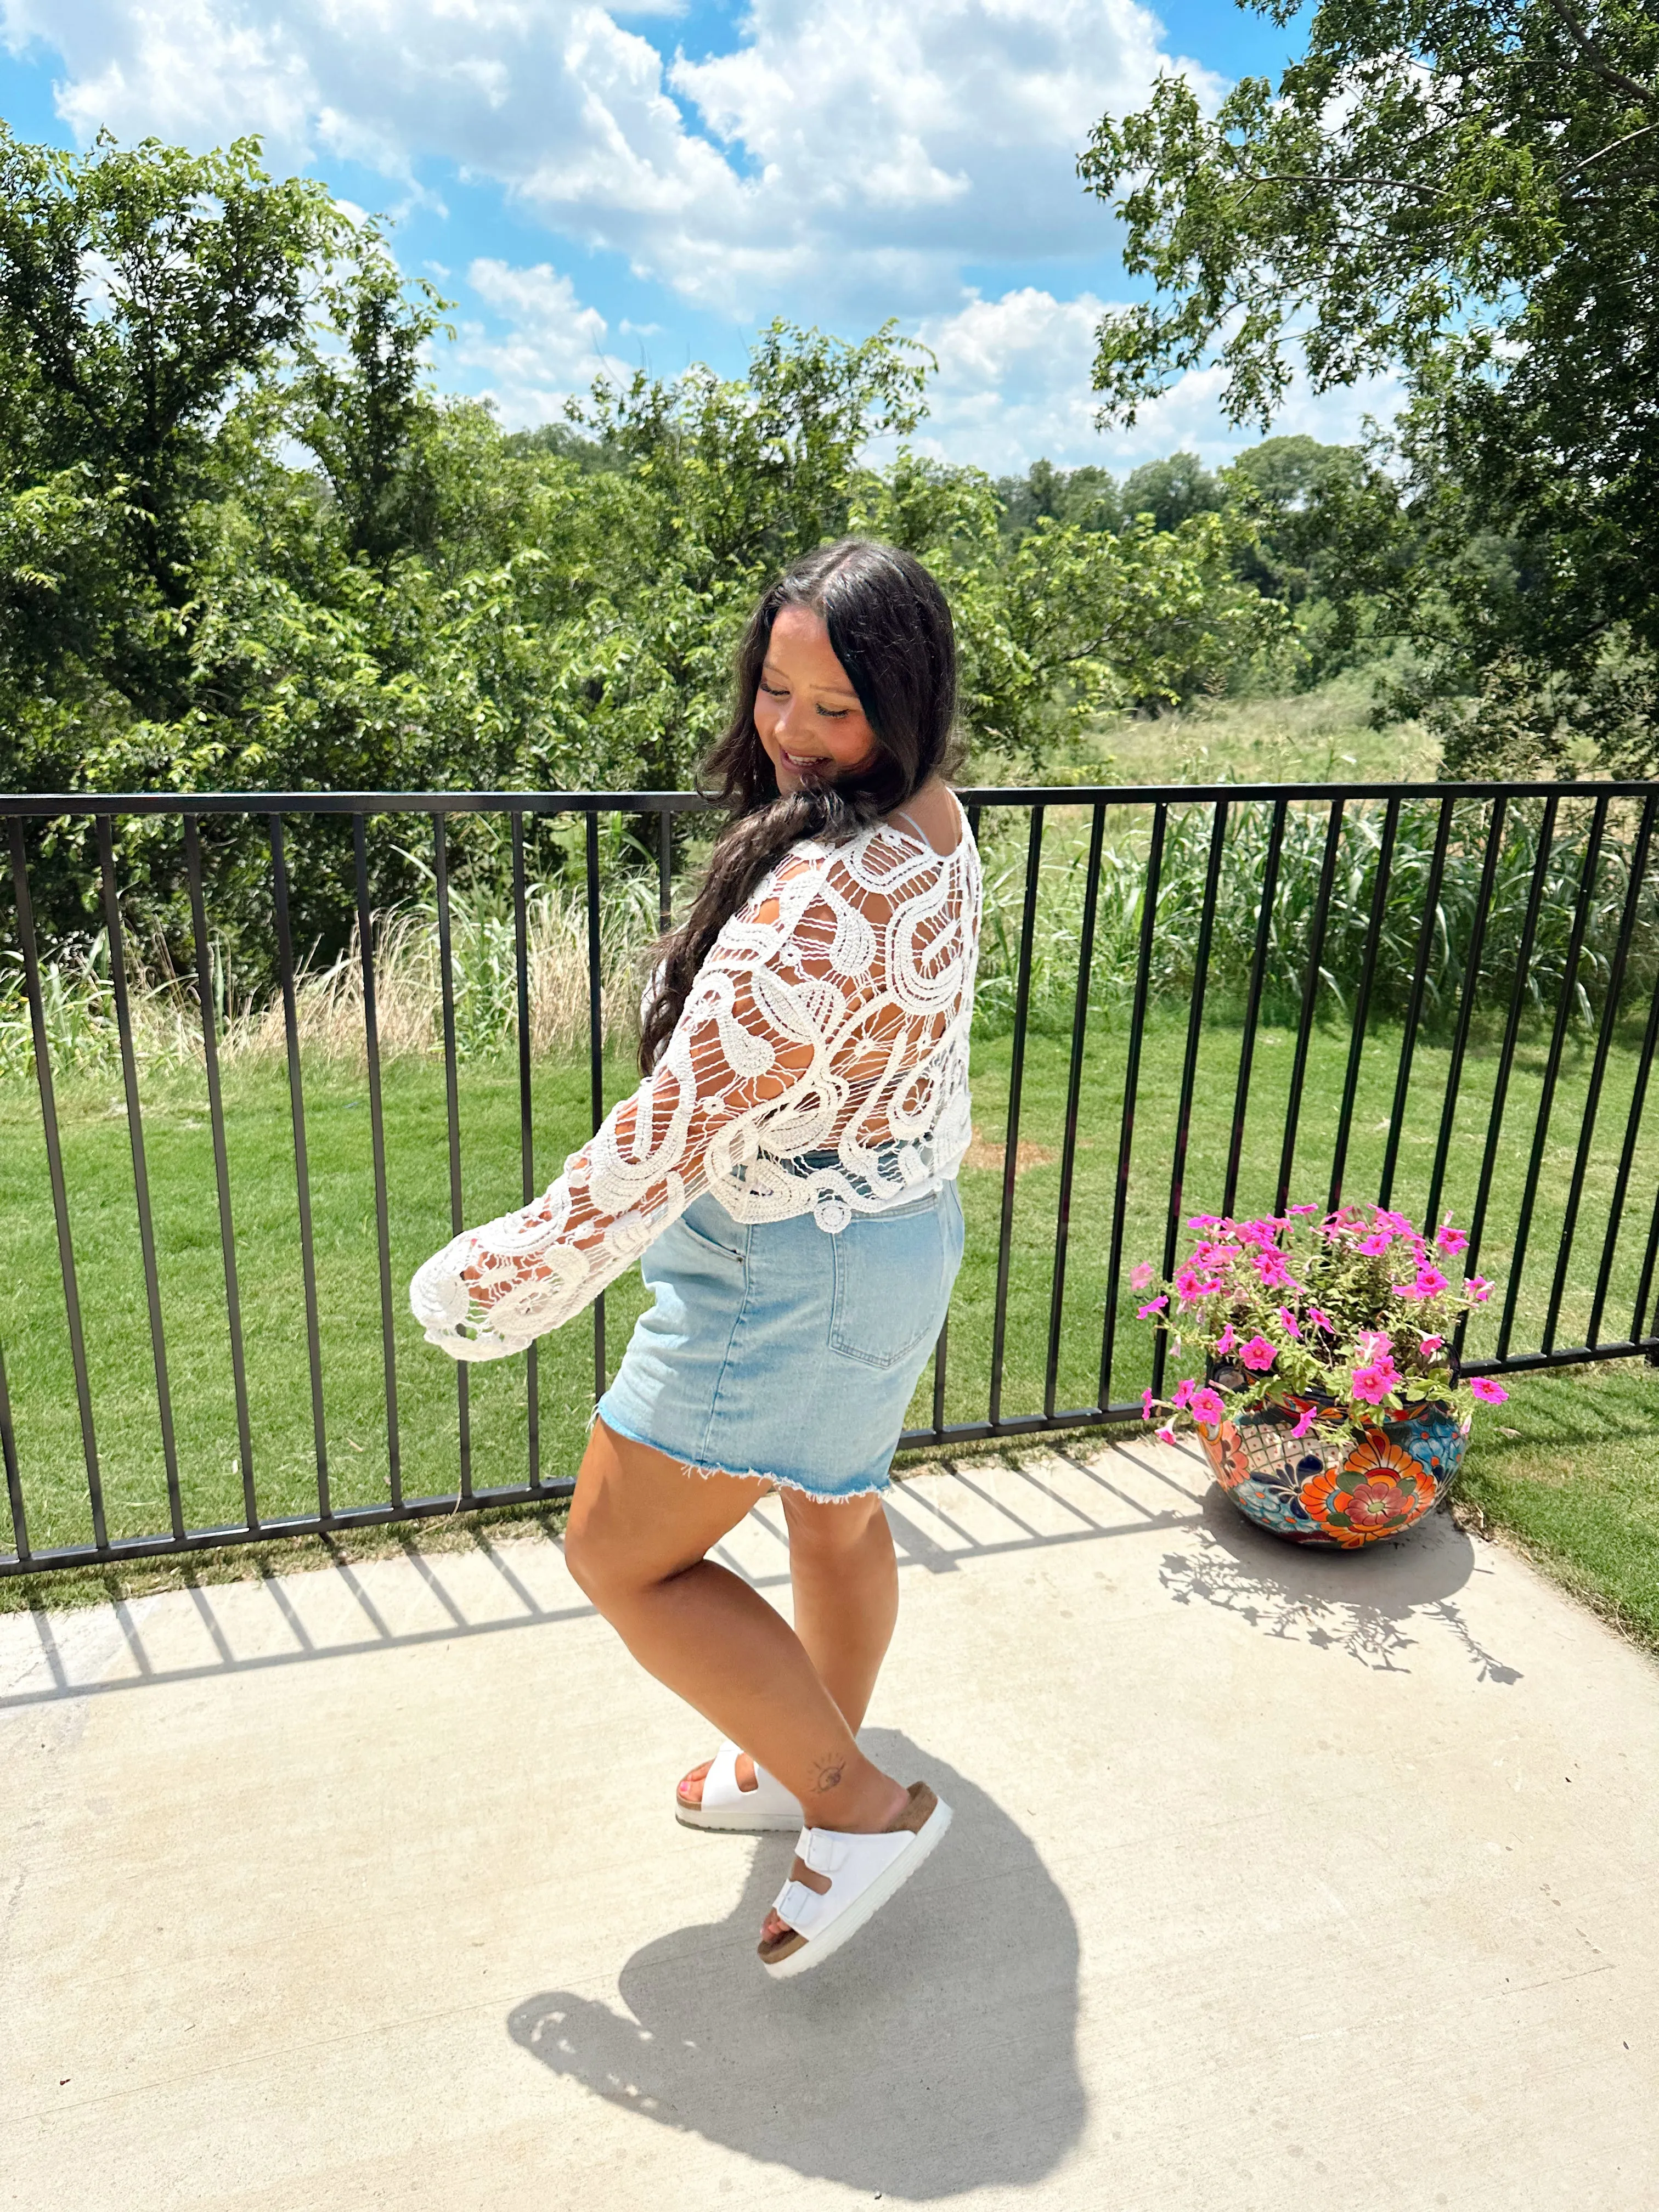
[596, 1181, 965, 1500]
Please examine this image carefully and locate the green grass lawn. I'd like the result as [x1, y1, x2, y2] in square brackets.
[3, 989, 1656, 1620]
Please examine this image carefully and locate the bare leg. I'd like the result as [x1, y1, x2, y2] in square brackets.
[677, 1487, 899, 1807]
[565, 1420, 907, 1838]
[782, 1487, 899, 1732]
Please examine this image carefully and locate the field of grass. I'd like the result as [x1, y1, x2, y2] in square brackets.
[3, 698, 1656, 1640]
[1047, 669, 1443, 789]
[2, 991, 1654, 1568]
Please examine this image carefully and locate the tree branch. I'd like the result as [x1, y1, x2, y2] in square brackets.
[1545, 0, 1659, 114]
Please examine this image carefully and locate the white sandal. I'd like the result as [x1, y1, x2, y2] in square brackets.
[758, 1782, 952, 1979]
[675, 1739, 804, 1833]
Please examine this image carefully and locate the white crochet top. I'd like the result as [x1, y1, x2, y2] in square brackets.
[410, 798, 981, 1361]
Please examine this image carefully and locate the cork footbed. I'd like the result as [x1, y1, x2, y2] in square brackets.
[757, 1782, 938, 1966]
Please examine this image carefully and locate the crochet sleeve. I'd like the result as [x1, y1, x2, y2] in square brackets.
[410, 851, 866, 1361]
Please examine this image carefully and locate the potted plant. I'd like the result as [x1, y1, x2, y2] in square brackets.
[1132, 1204, 1508, 1548]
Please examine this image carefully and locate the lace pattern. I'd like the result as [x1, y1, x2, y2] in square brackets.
[410, 805, 981, 1361]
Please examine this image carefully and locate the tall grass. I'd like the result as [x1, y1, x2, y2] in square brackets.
[4, 793, 1654, 1079]
[0, 868, 662, 1080]
[974, 793, 1658, 1037]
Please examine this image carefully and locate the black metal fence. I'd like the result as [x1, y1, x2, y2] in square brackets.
[3, 778, 1656, 1577]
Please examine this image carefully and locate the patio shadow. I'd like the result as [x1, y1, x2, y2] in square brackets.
[1158, 1484, 1521, 1680]
[506, 1729, 1084, 2200]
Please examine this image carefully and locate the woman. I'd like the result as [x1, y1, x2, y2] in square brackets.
[411, 538, 980, 1978]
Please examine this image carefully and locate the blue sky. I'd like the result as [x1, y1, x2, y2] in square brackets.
[1, 1, 1385, 473]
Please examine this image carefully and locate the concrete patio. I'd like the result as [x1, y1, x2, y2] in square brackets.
[4, 1432, 1656, 2210]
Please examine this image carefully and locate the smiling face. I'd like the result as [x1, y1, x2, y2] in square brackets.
[753, 605, 881, 794]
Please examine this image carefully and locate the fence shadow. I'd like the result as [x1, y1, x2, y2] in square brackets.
[1157, 1483, 1522, 1680]
[506, 1730, 1085, 2201]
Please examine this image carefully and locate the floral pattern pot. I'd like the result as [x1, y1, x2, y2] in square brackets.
[1194, 1397, 1470, 1548]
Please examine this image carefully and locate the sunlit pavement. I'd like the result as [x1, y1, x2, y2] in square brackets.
[4, 1434, 1656, 2211]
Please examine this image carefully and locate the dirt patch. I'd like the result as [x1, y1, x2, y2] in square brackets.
[963, 1123, 1059, 1177]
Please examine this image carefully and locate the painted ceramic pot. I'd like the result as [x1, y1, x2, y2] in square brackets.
[1194, 1396, 1470, 1548]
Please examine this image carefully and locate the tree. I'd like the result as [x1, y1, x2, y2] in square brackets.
[286, 234, 451, 572]
[1078, 1, 1659, 772]
[1120, 450, 1224, 534]
[0, 126, 340, 737]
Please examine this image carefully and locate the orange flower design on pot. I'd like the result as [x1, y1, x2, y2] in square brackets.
[1300, 1429, 1439, 1547]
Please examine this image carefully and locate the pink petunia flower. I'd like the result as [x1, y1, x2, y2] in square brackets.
[1351, 1357, 1402, 1405]
[1130, 1261, 1156, 1290]
[1156, 1424, 1178, 1446]
[1468, 1276, 1492, 1302]
[1290, 1406, 1319, 1440]
[1239, 1335, 1277, 1372]
[1357, 1231, 1394, 1256]
[1216, 1322, 1237, 1357]
[1142, 1388, 1156, 1421]
[1138, 1296, 1168, 1317]
[1187, 1215, 1220, 1228]
[1254, 1248, 1295, 1290]
[1172, 1378, 1197, 1409]
[1188, 1386, 1226, 1426]
[1278, 1306, 1302, 1339]
[1175, 1266, 1222, 1301]
[1288, 1203, 1320, 1215]
[1357, 1329, 1393, 1361]
[1436, 1220, 1469, 1255]
[1418, 1334, 1445, 1357]
[1308, 1306, 1334, 1333]
[1469, 1376, 1509, 1403]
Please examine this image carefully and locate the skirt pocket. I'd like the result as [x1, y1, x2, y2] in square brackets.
[828, 1198, 951, 1370]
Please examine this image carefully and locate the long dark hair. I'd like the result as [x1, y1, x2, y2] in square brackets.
[639, 538, 961, 1074]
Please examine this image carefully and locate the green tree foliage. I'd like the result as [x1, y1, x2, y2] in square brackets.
[1078, 0, 1659, 775]
[0, 128, 1295, 959]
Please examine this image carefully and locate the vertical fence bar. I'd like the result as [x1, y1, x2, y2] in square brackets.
[1275, 799, 1345, 1216]
[1043, 802, 1105, 1419]
[988, 806, 1045, 1429]
[1453, 795, 1560, 1366]
[0, 1334, 27, 1566]
[1153, 799, 1228, 1401]
[1328, 796, 1400, 1212]
[1543, 792, 1657, 1350]
[8, 820, 105, 1550]
[510, 810, 541, 1488]
[1589, 860, 1659, 1346]
[96, 816, 185, 1542]
[585, 809, 606, 1402]
[1496, 796, 1609, 1360]
[657, 806, 673, 936]
[185, 817, 258, 1531]
[1221, 798, 1286, 1220]
[930, 1315, 949, 1441]
[432, 812, 472, 1500]
[1377, 794, 1456, 1210]
[354, 815, 403, 1510]
[1423, 797, 1508, 1235]
[1098, 804, 1167, 1412]
[269, 814, 330, 1520]
[1632, 1185, 1659, 1351]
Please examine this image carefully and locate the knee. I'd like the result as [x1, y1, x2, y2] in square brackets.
[563, 1498, 640, 1613]
[782, 1487, 888, 1565]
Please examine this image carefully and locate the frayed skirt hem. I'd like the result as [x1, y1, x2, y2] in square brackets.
[591, 1407, 892, 1503]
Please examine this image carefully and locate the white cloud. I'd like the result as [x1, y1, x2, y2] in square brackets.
[4, 0, 1219, 321]
[906, 287, 1404, 475]
[453, 257, 633, 424]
